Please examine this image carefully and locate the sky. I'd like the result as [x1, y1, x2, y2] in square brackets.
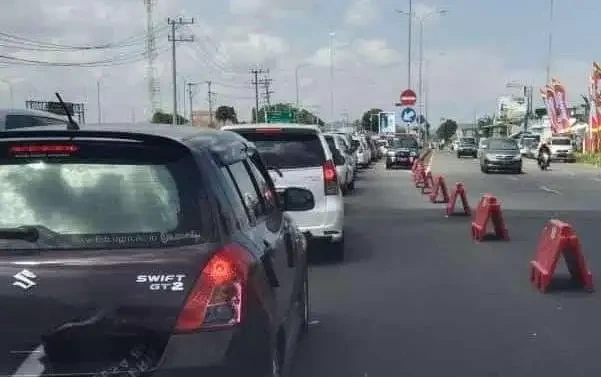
[0, 0, 598, 126]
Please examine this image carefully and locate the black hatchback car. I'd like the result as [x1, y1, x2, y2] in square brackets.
[0, 124, 312, 377]
[385, 137, 420, 169]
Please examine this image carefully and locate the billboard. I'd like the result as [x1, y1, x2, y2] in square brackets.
[496, 96, 527, 123]
[379, 112, 396, 133]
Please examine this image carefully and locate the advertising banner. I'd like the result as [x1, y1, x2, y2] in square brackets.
[551, 79, 570, 133]
[587, 62, 601, 152]
[496, 96, 527, 123]
[379, 112, 396, 134]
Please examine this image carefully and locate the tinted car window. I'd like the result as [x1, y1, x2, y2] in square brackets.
[551, 138, 571, 146]
[489, 139, 518, 150]
[5, 115, 37, 129]
[460, 137, 476, 145]
[0, 142, 214, 249]
[219, 166, 250, 229]
[391, 138, 418, 149]
[237, 131, 325, 169]
[37, 117, 69, 126]
[228, 161, 263, 222]
[246, 157, 277, 214]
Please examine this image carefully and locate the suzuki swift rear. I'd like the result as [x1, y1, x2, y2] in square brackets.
[0, 128, 282, 377]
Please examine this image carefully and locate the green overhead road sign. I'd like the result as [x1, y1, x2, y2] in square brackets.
[267, 110, 295, 123]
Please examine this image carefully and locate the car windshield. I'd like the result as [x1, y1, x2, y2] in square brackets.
[237, 131, 325, 169]
[391, 138, 418, 149]
[489, 139, 518, 150]
[552, 138, 571, 145]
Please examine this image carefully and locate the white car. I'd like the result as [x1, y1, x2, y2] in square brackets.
[353, 136, 371, 168]
[223, 123, 346, 260]
[549, 136, 575, 162]
[324, 133, 353, 194]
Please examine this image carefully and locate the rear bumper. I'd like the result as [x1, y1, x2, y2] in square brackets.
[151, 295, 273, 377]
[386, 156, 414, 167]
[457, 149, 477, 156]
[297, 196, 344, 243]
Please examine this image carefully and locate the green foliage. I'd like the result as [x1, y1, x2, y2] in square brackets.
[151, 111, 188, 125]
[361, 108, 383, 132]
[215, 105, 238, 124]
[436, 119, 458, 141]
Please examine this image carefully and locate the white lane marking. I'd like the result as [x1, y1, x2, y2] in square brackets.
[539, 185, 562, 194]
[593, 177, 601, 182]
[309, 319, 321, 326]
[506, 176, 519, 181]
[12, 345, 45, 377]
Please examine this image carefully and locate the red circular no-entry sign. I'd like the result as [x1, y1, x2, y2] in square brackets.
[400, 89, 417, 106]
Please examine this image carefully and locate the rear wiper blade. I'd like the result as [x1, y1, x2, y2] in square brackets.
[0, 226, 41, 242]
[0, 225, 60, 243]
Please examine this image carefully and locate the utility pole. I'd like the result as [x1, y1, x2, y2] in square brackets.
[168, 17, 194, 126]
[187, 82, 199, 125]
[260, 71, 273, 123]
[407, 0, 413, 89]
[250, 68, 266, 123]
[329, 32, 336, 121]
[207, 80, 216, 126]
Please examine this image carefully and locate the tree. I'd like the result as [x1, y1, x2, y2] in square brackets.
[215, 106, 238, 124]
[436, 119, 458, 141]
[151, 111, 188, 125]
[361, 108, 382, 132]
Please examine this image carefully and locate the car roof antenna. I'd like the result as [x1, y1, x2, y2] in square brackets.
[54, 92, 80, 130]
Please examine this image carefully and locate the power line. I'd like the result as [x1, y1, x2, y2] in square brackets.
[167, 16, 195, 126]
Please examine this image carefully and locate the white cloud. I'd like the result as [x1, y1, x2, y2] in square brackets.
[307, 38, 400, 68]
[345, 0, 378, 27]
[228, 0, 315, 18]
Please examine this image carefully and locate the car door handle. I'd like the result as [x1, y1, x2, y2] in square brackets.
[261, 241, 280, 288]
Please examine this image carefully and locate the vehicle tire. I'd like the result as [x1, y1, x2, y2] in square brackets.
[385, 163, 391, 169]
[331, 238, 345, 262]
[348, 180, 355, 191]
[456, 153, 461, 159]
[473, 153, 478, 158]
[481, 165, 489, 174]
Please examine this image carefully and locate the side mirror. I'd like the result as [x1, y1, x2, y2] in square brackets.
[333, 153, 345, 166]
[280, 187, 315, 211]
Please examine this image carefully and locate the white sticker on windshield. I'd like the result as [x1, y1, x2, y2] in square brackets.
[136, 274, 186, 291]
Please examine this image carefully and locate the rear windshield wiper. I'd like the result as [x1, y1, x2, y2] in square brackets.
[0, 225, 59, 243]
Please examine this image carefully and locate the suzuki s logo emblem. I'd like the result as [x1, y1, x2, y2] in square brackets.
[13, 269, 37, 290]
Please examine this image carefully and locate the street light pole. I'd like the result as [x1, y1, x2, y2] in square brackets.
[407, 0, 413, 89]
[329, 32, 336, 121]
[295, 64, 308, 109]
[97, 79, 101, 124]
[546, 0, 554, 84]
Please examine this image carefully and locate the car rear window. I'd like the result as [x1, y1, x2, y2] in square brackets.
[0, 140, 215, 249]
[236, 130, 325, 169]
[460, 138, 476, 145]
[551, 138, 571, 146]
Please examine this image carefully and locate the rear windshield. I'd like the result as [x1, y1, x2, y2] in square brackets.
[391, 138, 418, 149]
[0, 141, 214, 249]
[551, 138, 571, 145]
[237, 131, 325, 169]
[489, 139, 518, 150]
[460, 138, 476, 145]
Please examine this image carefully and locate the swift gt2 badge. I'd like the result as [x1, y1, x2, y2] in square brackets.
[136, 274, 186, 291]
[13, 269, 37, 290]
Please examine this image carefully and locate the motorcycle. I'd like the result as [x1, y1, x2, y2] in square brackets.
[538, 151, 550, 170]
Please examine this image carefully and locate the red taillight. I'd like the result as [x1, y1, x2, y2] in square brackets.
[10, 144, 79, 156]
[175, 243, 252, 332]
[323, 160, 339, 195]
[256, 128, 283, 133]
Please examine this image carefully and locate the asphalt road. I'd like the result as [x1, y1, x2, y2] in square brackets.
[290, 153, 601, 377]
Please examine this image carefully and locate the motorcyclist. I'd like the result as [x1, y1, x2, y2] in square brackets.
[537, 139, 551, 167]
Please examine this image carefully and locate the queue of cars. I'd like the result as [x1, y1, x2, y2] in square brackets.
[0, 111, 395, 377]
